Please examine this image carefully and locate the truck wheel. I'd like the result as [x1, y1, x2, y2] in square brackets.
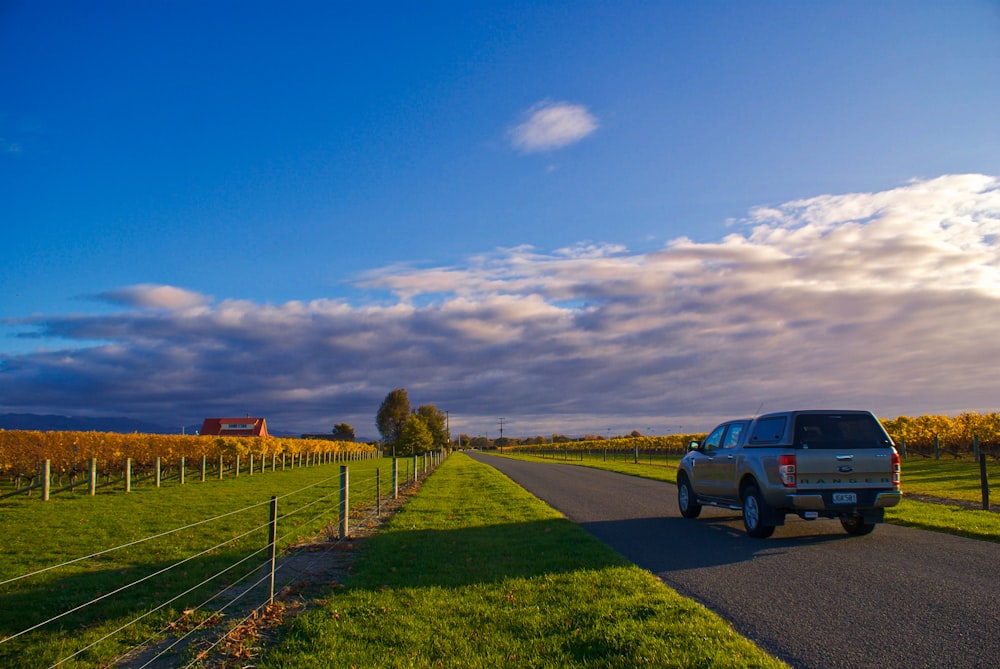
[742, 484, 775, 538]
[678, 476, 702, 518]
[841, 515, 876, 535]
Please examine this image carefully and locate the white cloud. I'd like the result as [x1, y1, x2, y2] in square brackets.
[508, 101, 598, 153]
[95, 284, 212, 310]
[2, 175, 999, 436]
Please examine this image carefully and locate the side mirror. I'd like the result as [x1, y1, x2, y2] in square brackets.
[688, 441, 701, 452]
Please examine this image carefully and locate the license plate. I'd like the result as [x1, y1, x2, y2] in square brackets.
[833, 492, 857, 504]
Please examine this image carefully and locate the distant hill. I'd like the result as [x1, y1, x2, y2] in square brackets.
[0, 413, 177, 434]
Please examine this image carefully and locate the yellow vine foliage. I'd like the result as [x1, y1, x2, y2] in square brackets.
[510, 434, 701, 453]
[0, 430, 376, 478]
[508, 411, 1000, 457]
[881, 411, 1000, 452]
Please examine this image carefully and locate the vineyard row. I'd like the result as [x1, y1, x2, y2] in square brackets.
[0, 430, 375, 479]
[2, 445, 384, 501]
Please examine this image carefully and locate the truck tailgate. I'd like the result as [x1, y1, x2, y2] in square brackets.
[795, 449, 895, 489]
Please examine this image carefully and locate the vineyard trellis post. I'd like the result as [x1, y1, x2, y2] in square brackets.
[89, 458, 97, 496]
[42, 460, 50, 501]
[179, 457, 185, 485]
[339, 465, 349, 540]
[980, 453, 990, 511]
[125, 458, 132, 493]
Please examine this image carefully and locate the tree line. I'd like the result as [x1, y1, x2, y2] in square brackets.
[376, 388, 449, 456]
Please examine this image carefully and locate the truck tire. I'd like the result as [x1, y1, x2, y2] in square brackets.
[841, 515, 876, 535]
[678, 476, 702, 518]
[742, 483, 776, 538]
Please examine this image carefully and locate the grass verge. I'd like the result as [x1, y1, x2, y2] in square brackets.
[259, 453, 786, 669]
[885, 498, 1000, 542]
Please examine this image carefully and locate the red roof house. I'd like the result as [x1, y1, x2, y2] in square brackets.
[200, 417, 269, 438]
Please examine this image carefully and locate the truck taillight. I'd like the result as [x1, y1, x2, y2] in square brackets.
[779, 454, 796, 487]
[891, 451, 901, 486]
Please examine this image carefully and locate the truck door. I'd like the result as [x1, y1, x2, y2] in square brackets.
[700, 421, 748, 501]
[689, 423, 726, 498]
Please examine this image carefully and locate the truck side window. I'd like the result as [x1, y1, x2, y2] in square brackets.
[703, 425, 725, 450]
[749, 417, 786, 444]
[721, 422, 745, 449]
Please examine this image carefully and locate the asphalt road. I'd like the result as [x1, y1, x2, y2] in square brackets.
[467, 453, 1000, 669]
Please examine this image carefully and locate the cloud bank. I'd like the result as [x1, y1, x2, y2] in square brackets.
[2, 174, 998, 436]
[508, 101, 598, 153]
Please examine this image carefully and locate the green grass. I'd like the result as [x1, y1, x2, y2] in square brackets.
[260, 453, 786, 669]
[885, 498, 1000, 542]
[895, 456, 998, 503]
[499, 450, 1000, 542]
[0, 457, 398, 668]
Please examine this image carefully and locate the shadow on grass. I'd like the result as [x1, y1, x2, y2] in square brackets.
[344, 517, 629, 592]
[0, 547, 259, 667]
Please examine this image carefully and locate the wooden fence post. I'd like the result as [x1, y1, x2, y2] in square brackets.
[42, 460, 51, 501]
[392, 458, 399, 500]
[249, 454, 254, 477]
[201, 455, 207, 482]
[268, 495, 278, 604]
[89, 458, 97, 496]
[179, 457, 185, 485]
[980, 453, 991, 511]
[218, 455, 224, 480]
[339, 465, 349, 540]
[125, 458, 132, 493]
[235, 454, 240, 478]
[155, 457, 161, 488]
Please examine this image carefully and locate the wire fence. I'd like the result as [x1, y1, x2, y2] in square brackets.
[0, 450, 447, 668]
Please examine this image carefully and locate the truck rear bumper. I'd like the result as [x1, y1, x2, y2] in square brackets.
[785, 490, 902, 511]
[873, 491, 902, 508]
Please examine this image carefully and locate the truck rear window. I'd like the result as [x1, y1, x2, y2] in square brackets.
[793, 414, 890, 449]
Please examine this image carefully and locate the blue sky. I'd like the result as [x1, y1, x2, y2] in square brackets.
[2, 1, 999, 438]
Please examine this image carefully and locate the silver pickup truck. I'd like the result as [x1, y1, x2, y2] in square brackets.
[677, 410, 901, 537]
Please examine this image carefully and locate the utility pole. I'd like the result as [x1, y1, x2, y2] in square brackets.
[498, 417, 504, 441]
